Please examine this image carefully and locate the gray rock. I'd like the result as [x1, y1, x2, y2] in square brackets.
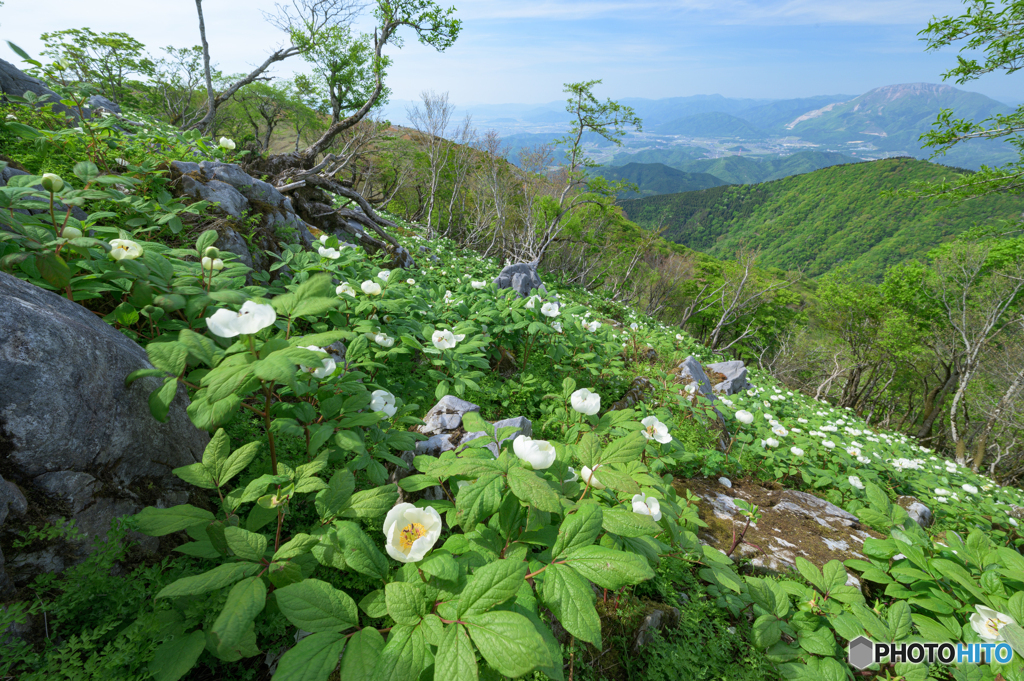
[707, 360, 749, 395]
[179, 175, 250, 218]
[0, 475, 27, 526]
[677, 356, 715, 401]
[199, 162, 288, 209]
[462, 416, 533, 457]
[493, 261, 545, 298]
[86, 95, 121, 115]
[420, 395, 480, 435]
[632, 607, 680, 653]
[0, 272, 208, 594]
[414, 434, 456, 457]
[215, 227, 254, 270]
[897, 496, 933, 528]
[0, 58, 75, 117]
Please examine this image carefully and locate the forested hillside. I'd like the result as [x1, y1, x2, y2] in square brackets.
[589, 162, 728, 197]
[609, 150, 858, 185]
[621, 157, 1024, 279]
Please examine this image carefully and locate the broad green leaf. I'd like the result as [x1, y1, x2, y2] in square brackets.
[888, 600, 912, 639]
[339, 627, 385, 681]
[274, 534, 319, 562]
[797, 627, 837, 656]
[421, 550, 459, 582]
[562, 545, 654, 590]
[359, 589, 388, 618]
[217, 441, 261, 487]
[341, 485, 399, 520]
[209, 577, 266, 651]
[371, 624, 425, 681]
[506, 467, 561, 513]
[552, 502, 603, 559]
[575, 432, 600, 468]
[597, 431, 647, 465]
[458, 559, 528, 618]
[149, 377, 179, 423]
[436, 624, 478, 681]
[461, 411, 491, 435]
[333, 521, 389, 580]
[148, 630, 206, 681]
[601, 506, 659, 538]
[275, 579, 359, 633]
[1000, 622, 1024, 657]
[172, 462, 216, 489]
[385, 581, 427, 626]
[822, 560, 847, 593]
[541, 563, 601, 647]
[794, 556, 824, 592]
[464, 610, 548, 679]
[224, 526, 268, 562]
[316, 469, 356, 520]
[752, 613, 782, 649]
[455, 473, 504, 529]
[135, 504, 214, 536]
[268, 561, 304, 589]
[271, 631, 346, 681]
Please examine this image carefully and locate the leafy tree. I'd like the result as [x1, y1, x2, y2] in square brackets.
[294, 26, 388, 126]
[39, 28, 154, 106]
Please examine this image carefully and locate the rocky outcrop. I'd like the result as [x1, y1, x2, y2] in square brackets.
[897, 496, 933, 528]
[678, 477, 882, 586]
[677, 357, 715, 401]
[493, 261, 545, 298]
[0, 272, 208, 596]
[707, 360, 749, 395]
[0, 58, 73, 117]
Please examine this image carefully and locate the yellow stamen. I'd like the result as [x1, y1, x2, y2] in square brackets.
[398, 522, 427, 553]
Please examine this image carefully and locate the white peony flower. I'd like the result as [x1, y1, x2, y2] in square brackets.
[564, 466, 579, 483]
[431, 329, 458, 350]
[110, 238, 143, 260]
[848, 476, 865, 490]
[524, 295, 540, 309]
[963, 484, 978, 494]
[318, 246, 340, 259]
[206, 301, 277, 337]
[583, 320, 601, 332]
[552, 321, 562, 333]
[512, 435, 556, 470]
[630, 322, 639, 330]
[772, 425, 788, 437]
[580, 465, 605, 490]
[298, 345, 336, 379]
[541, 302, 560, 317]
[631, 493, 662, 521]
[675, 334, 683, 340]
[764, 437, 780, 448]
[791, 447, 804, 456]
[970, 605, 1016, 642]
[471, 280, 486, 289]
[218, 137, 236, 150]
[361, 281, 382, 295]
[822, 440, 836, 449]
[369, 390, 397, 417]
[735, 410, 754, 424]
[570, 388, 601, 415]
[407, 278, 415, 285]
[374, 333, 394, 348]
[61, 226, 83, 240]
[383, 503, 441, 563]
[337, 282, 356, 297]
[378, 270, 390, 281]
[640, 416, 672, 444]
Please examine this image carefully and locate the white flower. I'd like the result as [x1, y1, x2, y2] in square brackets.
[206, 301, 277, 337]
[963, 484, 978, 495]
[583, 320, 601, 332]
[218, 137, 236, 150]
[374, 333, 394, 348]
[471, 280, 486, 289]
[378, 270, 390, 281]
[822, 440, 836, 449]
[580, 465, 605, 490]
[684, 383, 696, 394]
[319, 234, 330, 244]
[564, 466, 579, 483]
[640, 415, 672, 444]
[570, 388, 601, 415]
[630, 322, 639, 330]
[110, 238, 143, 260]
[383, 503, 441, 563]
[407, 278, 415, 285]
[524, 296, 540, 309]
[772, 425, 788, 437]
[791, 447, 804, 456]
[318, 246, 340, 259]
[735, 410, 754, 424]
[970, 605, 1016, 642]
[1009, 518, 1019, 527]
[798, 418, 808, 423]
[369, 390, 397, 417]
[764, 437, 780, 448]
[298, 345, 336, 379]
[631, 494, 662, 521]
[431, 329, 458, 350]
[361, 281, 382, 295]
[41, 173, 64, 193]
[675, 334, 683, 340]
[512, 435, 556, 470]
[857, 456, 871, 464]
[337, 282, 356, 297]
[541, 302, 560, 317]
[848, 476, 864, 490]
[61, 226, 83, 240]
[552, 321, 562, 333]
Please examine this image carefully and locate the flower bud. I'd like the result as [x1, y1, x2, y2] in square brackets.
[61, 226, 83, 239]
[202, 256, 213, 270]
[212, 258, 224, 270]
[41, 173, 64, 193]
[203, 246, 220, 258]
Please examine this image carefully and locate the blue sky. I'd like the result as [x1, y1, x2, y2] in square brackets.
[1, 0, 1019, 106]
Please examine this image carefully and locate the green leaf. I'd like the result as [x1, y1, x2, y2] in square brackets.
[455, 473, 504, 529]
[341, 486, 399, 520]
[271, 631, 346, 681]
[464, 610, 548, 679]
[135, 504, 214, 536]
[316, 469, 356, 519]
[562, 545, 655, 589]
[436, 624, 478, 681]
[359, 590, 388, 619]
[575, 432, 600, 468]
[36, 251, 71, 289]
[506, 467, 562, 513]
[888, 600, 912, 639]
[333, 521, 389, 580]
[196, 229, 218, 253]
[274, 534, 319, 562]
[598, 431, 647, 464]
[797, 627, 837, 656]
[461, 411, 490, 434]
[224, 526, 268, 562]
[421, 550, 459, 582]
[601, 506, 659, 538]
[275, 579, 359, 633]
[148, 630, 206, 681]
[385, 581, 427, 626]
[541, 563, 601, 647]
[371, 624, 426, 681]
[458, 559, 528, 618]
[268, 561, 304, 589]
[339, 627, 385, 681]
[149, 377, 179, 423]
[752, 614, 782, 649]
[1000, 622, 1024, 657]
[172, 462, 216, 489]
[585, 465, 640, 495]
[552, 502, 603, 559]
[218, 441, 260, 487]
[147, 342, 189, 375]
[794, 556, 824, 592]
[209, 576, 266, 651]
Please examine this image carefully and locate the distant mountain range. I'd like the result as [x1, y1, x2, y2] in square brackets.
[619, 157, 1024, 280]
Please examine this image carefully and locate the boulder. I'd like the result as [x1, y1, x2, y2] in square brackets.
[677, 478, 882, 586]
[0, 272, 208, 596]
[896, 496, 933, 528]
[0, 58, 75, 118]
[676, 356, 714, 401]
[493, 261, 545, 298]
[215, 226, 255, 270]
[707, 360, 749, 395]
[86, 95, 121, 115]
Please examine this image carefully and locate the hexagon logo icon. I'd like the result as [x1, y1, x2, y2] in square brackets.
[848, 636, 875, 670]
